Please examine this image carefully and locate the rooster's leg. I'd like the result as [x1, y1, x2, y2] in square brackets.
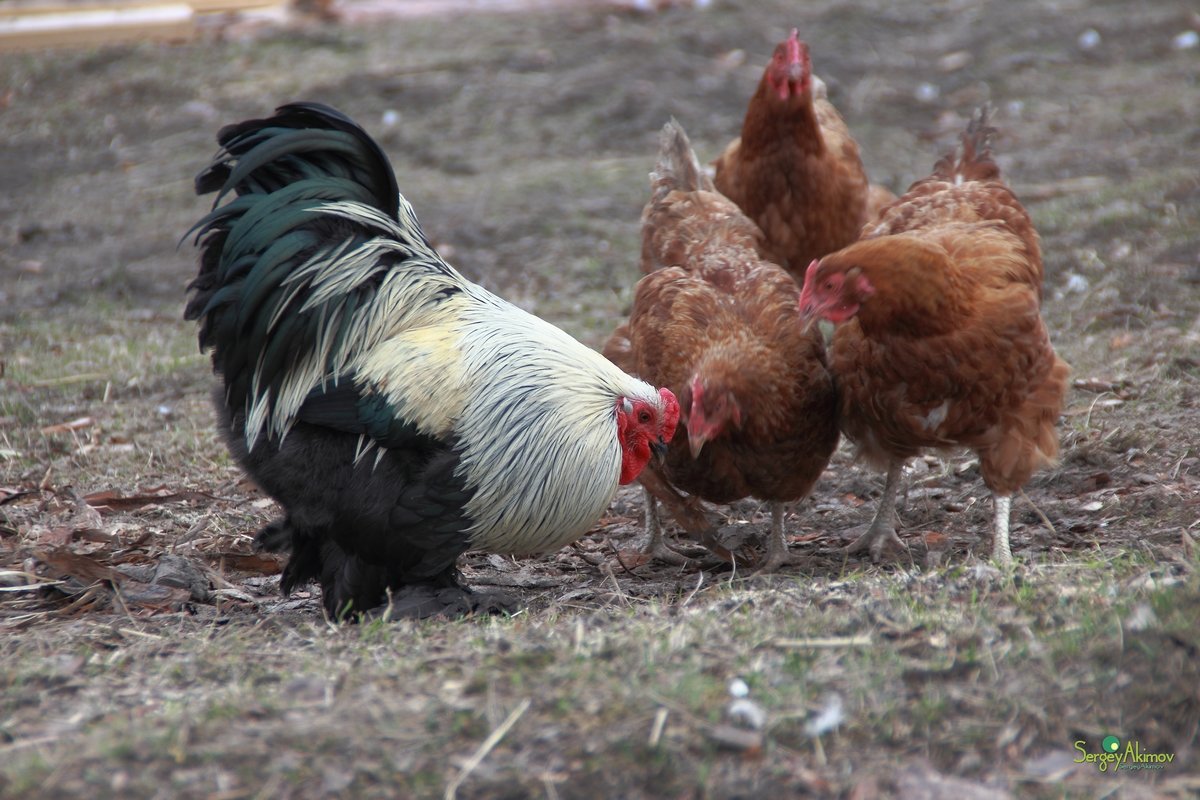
[846, 460, 909, 561]
[751, 502, 792, 575]
[991, 494, 1014, 566]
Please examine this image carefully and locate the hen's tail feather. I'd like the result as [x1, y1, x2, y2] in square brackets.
[650, 118, 715, 201]
[931, 105, 1000, 185]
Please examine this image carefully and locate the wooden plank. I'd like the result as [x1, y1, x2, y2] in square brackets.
[0, 0, 172, 18]
[188, 0, 284, 12]
[0, 3, 195, 50]
[0, 0, 285, 20]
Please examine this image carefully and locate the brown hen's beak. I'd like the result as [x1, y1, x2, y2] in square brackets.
[798, 299, 820, 333]
[688, 429, 709, 459]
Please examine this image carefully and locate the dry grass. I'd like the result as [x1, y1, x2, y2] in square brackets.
[2, 0, 1200, 797]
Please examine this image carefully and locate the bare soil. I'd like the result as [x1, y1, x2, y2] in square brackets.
[1, 1, 1198, 798]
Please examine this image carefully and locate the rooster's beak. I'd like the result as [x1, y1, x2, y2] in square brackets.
[651, 437, 669, 462]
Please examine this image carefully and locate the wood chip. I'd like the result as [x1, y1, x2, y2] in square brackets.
[706, 724, 763, 754]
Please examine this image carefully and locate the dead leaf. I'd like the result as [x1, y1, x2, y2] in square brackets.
[847, 776, 882, 800]
[612, 549, 654, 569]
[33, 548, 124, 586]
[894, 762, 1012, 799]
[31, 548, 192, 613]
[920, 532, 949, 548]
[204, 551, 285, 574]
[596, 514, 638, 528]
[83, 487, 216, 513]
[0, 488, 36, 506]
[1109, 332, 1135, 350]
[33, 525, 85, 547]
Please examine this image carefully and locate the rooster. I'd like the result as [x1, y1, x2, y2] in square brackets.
[605, 120, 839, 573]
[185, 103, 680, 619]
[798, 108, 1069, 566]
[712, 29, 876, 279]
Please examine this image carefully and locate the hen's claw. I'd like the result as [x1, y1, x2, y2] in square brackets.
[845, 524, 908, 562]
[643, 533, 707, 565]
[749, 503, 794, 575]
[751, 541, 793, 575]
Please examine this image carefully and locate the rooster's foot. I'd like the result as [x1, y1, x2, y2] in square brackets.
[364, 585, 517, 620]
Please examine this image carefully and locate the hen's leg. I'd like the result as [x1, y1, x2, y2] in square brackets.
[752, 502, 791, 575]
[638, 472, 710, 566]
[639, 486, 704, 565]
[846, 460, 909, 561]
[991, 494, 1014, 567]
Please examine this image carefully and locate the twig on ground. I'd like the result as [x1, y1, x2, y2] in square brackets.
[1020, 488, 1057, 537]
[648, 707, 669, 748]
[601, 561, 631, 607]
[681, 571, 704, 607]
[769, 634, 872, 648]
[444, 697, 531, 800]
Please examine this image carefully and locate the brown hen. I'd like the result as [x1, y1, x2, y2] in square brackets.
[606, 119, 839, 573]
[798, 108, 1069, 566]
[712, 29, 877, 278]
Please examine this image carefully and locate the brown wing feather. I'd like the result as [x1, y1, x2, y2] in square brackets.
[834, 285, 1066, 492]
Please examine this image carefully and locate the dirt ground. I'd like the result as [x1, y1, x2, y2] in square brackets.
[1, 0, 1199, 797]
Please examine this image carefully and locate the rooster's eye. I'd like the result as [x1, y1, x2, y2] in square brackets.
[638, 410, 652, 424]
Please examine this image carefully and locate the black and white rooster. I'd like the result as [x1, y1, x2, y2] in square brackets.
[186, 103, 679, 619]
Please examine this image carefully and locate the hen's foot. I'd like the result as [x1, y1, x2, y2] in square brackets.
[748, 504, 794, 576]
[361, 585, 517, 621]
[639, 530, 710, 566]
[844, 524, 908, 562]
[749, 534, 794, 576]
[749, 547, 793, 576]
